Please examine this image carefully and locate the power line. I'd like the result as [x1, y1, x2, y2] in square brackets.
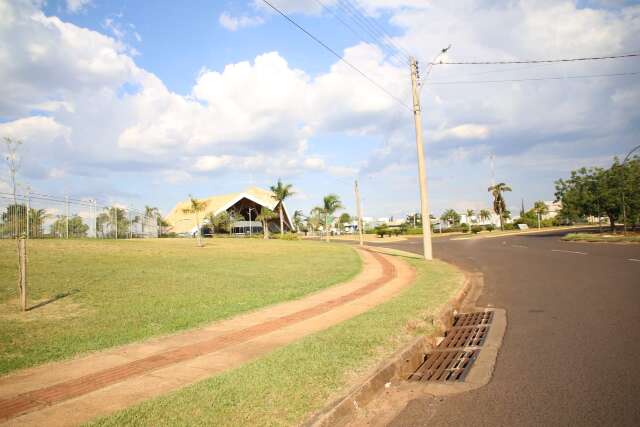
[430, 52, 640, 66]
[262, 0, 411, 111]
[343, 0, 412, 60]
[425, 70, 640, 85]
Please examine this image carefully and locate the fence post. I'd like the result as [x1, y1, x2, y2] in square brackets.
[26, 190, 30, 239]
[65, 196, 69, 239]
[115, 208, 118, 240]
[18, 237, 27, 311]
[94, 200, 98, 238]
[128, 208, 132, 239]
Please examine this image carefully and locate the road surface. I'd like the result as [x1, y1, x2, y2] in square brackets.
[367, 230, 640, 426]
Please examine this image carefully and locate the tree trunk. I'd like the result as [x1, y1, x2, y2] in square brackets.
[608, 214, 616, 233]
[325, 214, 330, 242]
[263, 220, 269, 239]
[279, 204, 284, 236]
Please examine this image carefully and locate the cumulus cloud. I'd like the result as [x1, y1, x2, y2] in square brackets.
[66, 0, 91, 14]
[218, 12, 264, 31]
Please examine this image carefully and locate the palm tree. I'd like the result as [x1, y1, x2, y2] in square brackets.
[479, 209, 491, 224]
[465, 209, 475, 226]
[256, 207, 277, 239]
[308, 207, 323, 233]
[143, 205, 158, 235]
[533, 200, 549, 229]
[321, 194, 343, 242]
[270, 179, 294, 236]
[28, 208, 49, 238]
[182, 195, 207, 246]
[488, 183, 512, 230]
[440, 209, 460, 227]
[292, 209, 305, 232]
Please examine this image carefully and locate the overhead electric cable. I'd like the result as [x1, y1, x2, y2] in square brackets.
[425, 70, 640, 85]
[430, 53, 640, 66]
[349, 0, 413, 59]
[262, 0, 411, 111]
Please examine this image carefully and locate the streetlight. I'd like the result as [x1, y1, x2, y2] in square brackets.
[248, 207, 255, 236]
[621, 144, 640, 234]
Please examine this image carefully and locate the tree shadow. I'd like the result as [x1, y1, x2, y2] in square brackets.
[27, 289, 80, 312]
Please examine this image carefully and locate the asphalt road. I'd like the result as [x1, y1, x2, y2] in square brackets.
[368, 230, 640, 426]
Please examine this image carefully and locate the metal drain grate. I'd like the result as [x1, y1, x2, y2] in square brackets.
[452, 311, 494, 328]
[439, 325, 490, 349]
[408, 349, 479, 382]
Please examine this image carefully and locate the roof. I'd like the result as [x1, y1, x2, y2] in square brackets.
[164, 187, 292, 234]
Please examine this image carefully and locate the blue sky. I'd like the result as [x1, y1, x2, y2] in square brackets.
[1, 0, 639, 219]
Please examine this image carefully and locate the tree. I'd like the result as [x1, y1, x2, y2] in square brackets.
[440, 209, 460, 226]
[479, 209, 491, 224]
[205, 211, 232, 235]
[182, 195, 207, 246]
[338, 212, 352, 231]
[28, 208, 48, 237]
[51, 215, 89, 238]
[320, 194, 343, 242]
[533, 201, 549, 229]
[270, 179, 294, 236]
[308, 207, 323, 232]
[143, 205, 159, 235]
[292, 209, 305, 232]
[488, 183, 512, 230]
[406, 212, 421, 227]
[256, 207, 277, 239]
[465, 209, 475, 225]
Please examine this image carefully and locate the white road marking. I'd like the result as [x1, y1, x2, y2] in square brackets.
[552, 249, 588, 255]
[628, 258, 640, 262]
[511, 244, 528, 249]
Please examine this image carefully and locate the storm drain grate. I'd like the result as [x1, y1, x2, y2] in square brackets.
[439, 325, 490, 349]
[452, 311, 494, 328]
[408, 349, 479, 382]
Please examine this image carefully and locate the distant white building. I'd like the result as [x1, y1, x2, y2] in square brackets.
[542, 201, 562, 220]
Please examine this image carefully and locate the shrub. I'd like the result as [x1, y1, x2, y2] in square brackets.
[504, 223, 516, 231]
[471, 225, 482, 234]
[461, 223, 469, 233]
[270, 233, 298, 240]
[405, 227, 423, 235]
[485, 224, 495, 232]
[374, 225, 389, 238]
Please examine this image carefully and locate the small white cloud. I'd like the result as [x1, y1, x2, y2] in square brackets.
[66, 0, 91, 14]
[218, 12, 264, 31]
[436, 124, 490, 141]
[194, 155, 233, 171]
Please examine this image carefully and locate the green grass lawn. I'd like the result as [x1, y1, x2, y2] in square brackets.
[90, 256, 463, 427]
[0, 238, 360, 375]
[563, 232, 640, 243]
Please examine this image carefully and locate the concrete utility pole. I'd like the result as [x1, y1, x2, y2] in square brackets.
[354, 180, 364, 247]
[410, 57, 433, 261]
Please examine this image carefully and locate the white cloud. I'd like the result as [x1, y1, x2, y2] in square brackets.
[218, 12, 264, 31]
[66, 0, 91, 14]
[435, 124, 490, 141]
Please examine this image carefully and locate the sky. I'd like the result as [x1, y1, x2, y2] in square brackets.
[0, 0, 639, 219]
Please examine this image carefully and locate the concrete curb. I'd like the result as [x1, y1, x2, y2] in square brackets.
[304, 272, 473, 427]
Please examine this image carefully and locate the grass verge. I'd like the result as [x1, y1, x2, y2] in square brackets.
[90, 256, 463, 427]
[0, 239, 360, 375]
[563, 232, 640, 243]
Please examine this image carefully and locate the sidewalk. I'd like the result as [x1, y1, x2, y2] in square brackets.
[0, 248, 415, 426]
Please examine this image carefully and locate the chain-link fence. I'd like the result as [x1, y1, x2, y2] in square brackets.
[0, 192, 159, 239]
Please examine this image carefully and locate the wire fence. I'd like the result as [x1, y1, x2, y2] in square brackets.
[0, 192, 159, 239]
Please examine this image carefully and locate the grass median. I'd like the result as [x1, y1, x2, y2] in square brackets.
[563, 232, 640, 243]
[91, 256, 463, 427]
[0, 238, 360, 375]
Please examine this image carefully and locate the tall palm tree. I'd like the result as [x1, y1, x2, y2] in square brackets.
[270, 179, 294, 236]
[533, 200, 549, 229]
[28, 208, 49, 238]
[488, 183, 512, 230]
[465, 209, 475, 226]
[182, 195, 207, 246]
[321, 194, 343, 242]
[256, 207, 277, 239]
[143, 205, 158, 235]
[308, 207, 323, 233]
[479, 209, 491, 224]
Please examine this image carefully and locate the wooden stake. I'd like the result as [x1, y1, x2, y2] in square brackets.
[18, 237, 27, 311]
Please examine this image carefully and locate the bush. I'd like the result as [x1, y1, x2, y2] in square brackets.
[374, 225, 389, 238]
[270, 233, 298, 240]
[461, 223, 469, 233]
[471, 225, 482, 234]
[404, 227, 423, 235]
[504, 223, 516, 231]
[485, 224, 495, 232]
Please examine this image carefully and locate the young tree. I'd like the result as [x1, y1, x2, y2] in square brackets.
[338, 212, 352, 232]
[182, 195, 207, 246]
[488, 183, 512, 230]
[270, 179, 294, 236]
[256, 207, 277, 239]
[533, 201, 549, 229]
[465, 209, 475, 226]
[479, 209, 491, 224]
[292, 209, 305, 232]
[320, 194, 343, 242]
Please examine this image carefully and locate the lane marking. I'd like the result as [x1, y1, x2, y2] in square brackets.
[628, 258, 640, 262]
[511, 244, 528, 249]
[552, 249, 588, 255]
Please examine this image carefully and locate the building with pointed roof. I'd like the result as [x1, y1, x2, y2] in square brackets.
[164, 187, 294, 235]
